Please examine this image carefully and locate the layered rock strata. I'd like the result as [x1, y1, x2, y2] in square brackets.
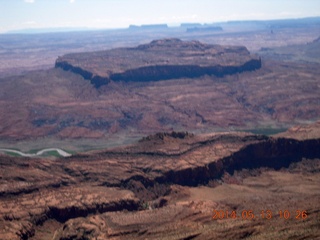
[1, 127, 320, 239]
[55, 38, 261, 87]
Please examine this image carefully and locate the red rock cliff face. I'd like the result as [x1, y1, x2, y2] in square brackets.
[109, 60, 262, 82]
[148, 137, 320, 186]
[1, 132, 320, 239]
[55, 39, 262, 87]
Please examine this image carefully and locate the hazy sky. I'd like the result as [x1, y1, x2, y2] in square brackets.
[0, 0, 320, 33]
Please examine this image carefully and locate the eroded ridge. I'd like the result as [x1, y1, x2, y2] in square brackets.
[1, 126, 320, 239]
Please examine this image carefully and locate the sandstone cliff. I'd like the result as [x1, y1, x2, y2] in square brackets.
[1, 128, 320, 239]
[55, 39, 261, 87]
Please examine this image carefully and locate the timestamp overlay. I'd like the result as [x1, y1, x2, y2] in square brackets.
[212, 209, 308, 220]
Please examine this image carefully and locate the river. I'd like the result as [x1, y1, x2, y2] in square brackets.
[0, 148, 72, 157]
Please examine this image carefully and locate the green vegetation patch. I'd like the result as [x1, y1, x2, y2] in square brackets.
[244, 128, 288, 136]
[4, 152, 22, 157]
[41, 150, 62, 157]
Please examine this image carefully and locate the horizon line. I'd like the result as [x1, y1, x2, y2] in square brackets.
[2, 15, 320, 35]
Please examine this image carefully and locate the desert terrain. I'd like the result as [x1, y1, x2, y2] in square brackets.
[0, 17, 320, 239]
[0, 128, 320, 239]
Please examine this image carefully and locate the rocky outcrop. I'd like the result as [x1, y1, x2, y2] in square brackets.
[109, 59, 261, 82]
[140, 131, 194, 142]
[275, 120, 320, 140]
[54, 61, 110, 87]
[1, 129, 320, 239]
[55, 39, 261, 87]
[0, 185, 139, 240]
[154, 137, 320, 186]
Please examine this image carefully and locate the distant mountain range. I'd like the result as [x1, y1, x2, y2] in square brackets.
[4, 16, 320, 34]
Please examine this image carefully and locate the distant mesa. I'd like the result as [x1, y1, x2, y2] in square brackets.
[181, 23, 223, 33]
[55, 38, 261, 88]
[129, 24, 168, 30]
[180, 23, 203, 28]
[187, 26, 223, 33]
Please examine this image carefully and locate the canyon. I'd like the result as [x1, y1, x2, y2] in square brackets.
[0, 123, 320, 239]
[1, 17, 320, 239]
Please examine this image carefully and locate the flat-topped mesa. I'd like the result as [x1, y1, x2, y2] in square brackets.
[55, 38, 262, 88]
